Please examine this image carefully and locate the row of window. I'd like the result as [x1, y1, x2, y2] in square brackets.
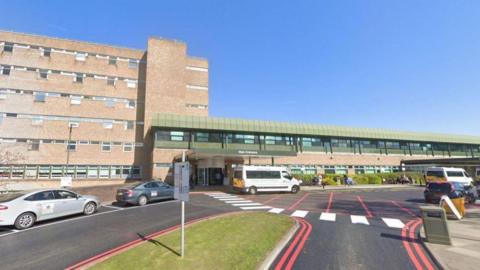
[0, 88, 137, 108]
[231, 164, 399, 175]
[0, 164, 142, 179]
[1, 41, 142, 68]
[1, 137, 143, 152]
[0, 64, 139, 88]
[155, 130, 480, 155]
[0, 112, 138, 130]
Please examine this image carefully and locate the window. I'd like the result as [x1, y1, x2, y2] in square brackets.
[246, 170, 281, 179]
[70, 96, 82, 105]
[446, 171, 464, 177]
[67, 141, 77, 151]
[51, 166, 63, 178]
[123, 143, 133, 152]
[131, 166, 141, 178]
[25, 166, 38, 178]
[6, 113, 17, 118]
[76, 166, 87, 179]
[87, 166, 98, 178]
[1, 65, 11, 76]
[99, 166, 110, 178]
[426, 171, 445, 177]
[34, 92, 46, 102]
[124, 121, 134, 130]
[101, 142, 112, 152]
[75, 52, 87, 61]
[42, 47, 51, 57]
[128, 59, 138, 68]
[105, 99, 116, 107]
[126, 100, 135, 109]
[38, 166, 51, 178]
[110, 166, 121, 178]
[108, 56, 117, 65]
[3, 42, 13, 52]
[74, 73, 84, 83]
[103, 122, 113, 129]
[25, 191, 55, 201]
[28, 140, 40, 151]
[55, 190, 77, 199]
[107, 77, 116, 86]
[126, 80, 137, 88]
[39, 69, 49, 79]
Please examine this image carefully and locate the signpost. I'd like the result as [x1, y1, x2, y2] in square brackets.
[174, 152, 190, 258]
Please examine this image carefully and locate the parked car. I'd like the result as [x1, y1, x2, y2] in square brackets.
[116, 181, 174, 206]
[424, 181, 477, 204]
[0, 189, 100, 230]
[233, 166, 302, 194]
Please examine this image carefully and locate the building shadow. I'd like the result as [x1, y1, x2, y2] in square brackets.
[136, 233, 180, 257]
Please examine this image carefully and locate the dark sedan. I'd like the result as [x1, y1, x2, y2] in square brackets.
[424, 181, 477, 204]
[116, 181, 174, 206]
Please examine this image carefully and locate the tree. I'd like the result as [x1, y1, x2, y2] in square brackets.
[0, 143, 26, 192]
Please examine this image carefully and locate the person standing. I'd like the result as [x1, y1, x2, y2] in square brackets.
[320, 174, 326, 189]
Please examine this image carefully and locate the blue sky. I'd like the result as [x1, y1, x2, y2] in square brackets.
[1, 1, 479, 135]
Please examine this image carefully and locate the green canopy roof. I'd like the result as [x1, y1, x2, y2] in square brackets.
[152, 113, 480, 145]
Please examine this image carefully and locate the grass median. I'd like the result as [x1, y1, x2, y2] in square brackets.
[91, 212, 294, 270]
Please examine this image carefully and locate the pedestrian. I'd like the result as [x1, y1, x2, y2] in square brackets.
[320, 174, 326, 189]
[343, 175, 348, 187]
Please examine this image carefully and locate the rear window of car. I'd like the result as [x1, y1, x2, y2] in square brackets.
[0, 192, 25, 202]
[427, 183, 451, 193]
[451, 182, 466, 191]
[446, 171, 464, 177]
[426, 171, 445, 177]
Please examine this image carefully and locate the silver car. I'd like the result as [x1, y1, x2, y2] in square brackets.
[0, 189, 100, 230]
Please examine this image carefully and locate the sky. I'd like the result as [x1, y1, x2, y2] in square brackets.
[1, 0, 479, 135]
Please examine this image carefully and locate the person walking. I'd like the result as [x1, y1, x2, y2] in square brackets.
[320, 174, 326, 189]
[343, 175, 348, 187]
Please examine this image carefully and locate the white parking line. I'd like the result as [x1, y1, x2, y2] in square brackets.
[224, 200, 253, 204]
[240, 206, 272, 210]
[232, 203, 263, 207]
[291, 210, 309, 218]
[350, 215, 369, 225]
[319, 212, 336, 222]
[101, 205, 124, 210]
[381, 218, 405, 229]
[268, 208, 284, 214]
[212, 196, 237, 199]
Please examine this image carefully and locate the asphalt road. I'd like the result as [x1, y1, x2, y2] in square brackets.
[0, 194, 236, 270]
[0, 187, 438, 270]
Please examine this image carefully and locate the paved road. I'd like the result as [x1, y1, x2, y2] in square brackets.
[0, 194, 236, 270]
[0, 187, 438, 270]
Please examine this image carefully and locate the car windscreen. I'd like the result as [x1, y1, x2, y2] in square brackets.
[234, 171, 242, 179]
[427, 183, 451, 193]
[0, 192, 26, 202]
[446, 171, 464, 177]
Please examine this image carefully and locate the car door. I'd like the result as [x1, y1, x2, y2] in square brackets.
[24, 191, 60, 221]
[54, 190, 84, 216]
[158, 182, 174, 198]
[144, 182, 161, 201]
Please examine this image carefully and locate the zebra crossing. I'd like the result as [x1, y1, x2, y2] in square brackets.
[205, 192, 406, 229]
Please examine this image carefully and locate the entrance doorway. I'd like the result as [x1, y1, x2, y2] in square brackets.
[196, 167, 224, 186]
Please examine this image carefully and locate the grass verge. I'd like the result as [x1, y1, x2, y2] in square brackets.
[91, 212, 294, 270]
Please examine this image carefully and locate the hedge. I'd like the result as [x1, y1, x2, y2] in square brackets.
[293, 172, 425, 186]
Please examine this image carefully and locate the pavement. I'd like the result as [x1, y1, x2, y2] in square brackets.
[421, 205, 480, 270]
[0, 187, 440, 270]
[301, 183, 420, 191]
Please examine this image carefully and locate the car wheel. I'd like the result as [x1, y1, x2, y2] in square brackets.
[291, 185, 299, 194]
[138, 195, 148, 206]
[14, 212, 36, 230]
[249, 187, 257, 195]
[83, 202, 97, 215]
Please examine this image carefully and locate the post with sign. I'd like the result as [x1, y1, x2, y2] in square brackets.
[174, 158, 189, 257]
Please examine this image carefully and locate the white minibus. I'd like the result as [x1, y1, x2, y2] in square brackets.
[233, 166, 301, 195]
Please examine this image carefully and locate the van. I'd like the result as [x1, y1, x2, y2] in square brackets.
[233, 166, 302, 195]
[425, 167, 473, 185]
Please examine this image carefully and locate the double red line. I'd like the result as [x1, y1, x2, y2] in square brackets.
[274, 218, 312, 270]
[402, 219, 435, 270]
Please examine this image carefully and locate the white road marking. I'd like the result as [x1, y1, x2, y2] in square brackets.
[381, 218, 405, 229]
[217, 197, 240, 201]
[206, 193, 226, 196]
[291, 210, 309, 218]
[102, 205, 124, 210]
[240, 206, 272, 210]
[320, 212, 336, 222]
[268, 208, 284, 214]
[350, 215, 370, 225]
[224, 200, 253, 204]
[232, 203, 263, 207]
[212, 196, 237, 199]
